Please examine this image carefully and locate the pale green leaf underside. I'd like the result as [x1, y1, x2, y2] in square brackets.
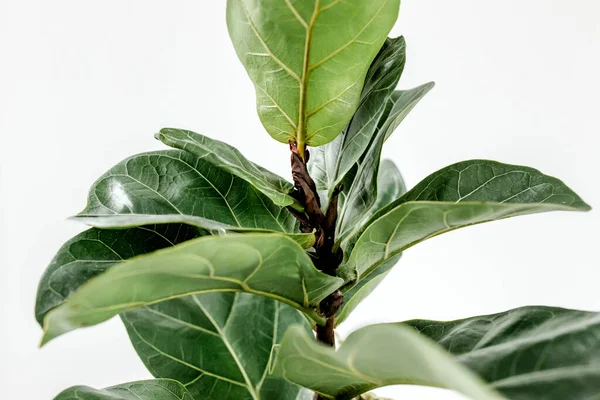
[76, 149, 297, 234]
[227, 0, 400, 146]
[156, 128, 298, 209]
[53, 379, 194, 400]
[406, 306, 600, 400]
[41, 234, 343, 345]
[274, 324, 505, 400]
[340, 160, 590, 282]
[123, 293, 313, 400]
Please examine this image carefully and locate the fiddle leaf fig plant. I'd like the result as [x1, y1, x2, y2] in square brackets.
[38, 2, 595, 400]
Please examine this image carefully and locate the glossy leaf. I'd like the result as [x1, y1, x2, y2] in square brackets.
[274, 324, 504, 400]
[336, 83, 435, 242]
[156, 128, 299, 209]
[35, 225, 204, 326]
[406, 306, 600, 400]
[308, 37, 406, 193]
[364, 159, 407, 223]
[74, 149, 297, 233]
[339, 160, 590, 282]
[41, 234, 344, 344]
[226, 0, 400, 148]
[123, 293, 313, 400]
[53, 379, 194, 400]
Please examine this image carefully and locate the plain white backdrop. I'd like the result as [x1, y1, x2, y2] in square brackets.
[1, 1, 599, 399]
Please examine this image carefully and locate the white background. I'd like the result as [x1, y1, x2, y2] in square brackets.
[1, 1, 599, 399]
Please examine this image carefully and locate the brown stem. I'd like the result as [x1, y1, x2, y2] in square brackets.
[288, 142, 345, 351]
[315, 316, 336, 347]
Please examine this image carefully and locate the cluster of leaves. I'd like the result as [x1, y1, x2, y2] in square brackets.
[37, 1, 596, 400]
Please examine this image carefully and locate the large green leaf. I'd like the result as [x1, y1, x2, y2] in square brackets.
[336, 83, 434, 242]
[226, 0, 400, 148]
[36, 228, 313, 399]
[74, 149, 297, 233]
[156, 128, 299, 209]
[339, 160, 590, 282]
[308, 37, 406, 194]
[406, 306, 600, 400]
[54, 379, 194, 400]
[35, 224, 204, 326]
[41, 233, 343, 345]
[123, 293, 313, 400]
[274, 323, 505, 400]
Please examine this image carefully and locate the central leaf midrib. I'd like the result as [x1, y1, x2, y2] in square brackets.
[297, 0, 320, 153]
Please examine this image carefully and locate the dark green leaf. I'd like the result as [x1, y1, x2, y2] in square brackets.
[406, 306, 600, 400]
[156, 128, 299, 209]
[275, 324, 504, 400]
[53, 379, 194, 400]
[308, 37, 406, 194]
[227, 0, 400, 148]
[123, 293, 313, 400]
[35, 225, 204, 326]
[339, 160, 590, 282]
[74, 150, 297, 233]
[41, 233, 343, 345]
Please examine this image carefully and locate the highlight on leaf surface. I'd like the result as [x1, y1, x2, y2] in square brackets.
[74, 149, 299, 233]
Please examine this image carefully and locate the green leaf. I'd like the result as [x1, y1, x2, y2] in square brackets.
[226, 0, 400, 148]
[336, 83, 434, 243]
[36, 228, 313, 399]
[35, 225, 204, 326]
[274, 324, 505, 400]
[406, 306, 600, 400]
[41, 233, 343, 345]
[123, 293, 313, 400]
[156, 128, 299, 209]
[339, 160, 590, 282]
[53, 379, 194, 400]
[308, 37, 407, 194]
[74, 149, 297, 233]
[335, 255, 400, 325]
